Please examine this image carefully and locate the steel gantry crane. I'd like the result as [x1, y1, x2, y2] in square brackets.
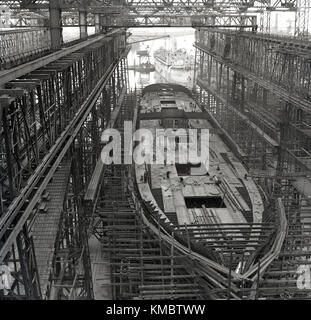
[0, 0, 302, 28]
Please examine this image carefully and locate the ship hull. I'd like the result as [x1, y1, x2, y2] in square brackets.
[134, 83, 266, 271]
[154, 57, 194, 88]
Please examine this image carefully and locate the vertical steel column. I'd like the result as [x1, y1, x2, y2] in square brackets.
[71, 153, 94, 299]
[79, 10, 88, 39]
[102, 15, 110, 32]
[193, 44, 198, 91]
[95, 13, 101, 34]
[252, 16, 258, 33]
[16, 226, 42, 299]
[1, 105, 15, 200]
[49, 0, 62, 50]
[295, 0, 310, 38]
[260, 6, 271, 34]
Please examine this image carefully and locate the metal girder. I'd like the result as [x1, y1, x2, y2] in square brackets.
[3, 0, 298, 13]
[106, 14, 257, 28]
[1, 0, 299, 29]
[57, 11, 258, 27]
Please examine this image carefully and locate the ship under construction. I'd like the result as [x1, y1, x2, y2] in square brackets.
[0, 0, 311, 301]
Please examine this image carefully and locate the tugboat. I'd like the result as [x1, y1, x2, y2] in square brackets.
[129, 50, 155, 73]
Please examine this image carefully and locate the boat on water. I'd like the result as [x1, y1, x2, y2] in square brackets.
[134, 83, 266, 276]
[153, 49, 195, 87]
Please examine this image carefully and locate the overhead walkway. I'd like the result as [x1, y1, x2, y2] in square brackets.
[32, 159, 72, 298]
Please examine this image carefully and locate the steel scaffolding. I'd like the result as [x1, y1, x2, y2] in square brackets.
[0, 29, 128, 299]
[195, 27, 311, 299]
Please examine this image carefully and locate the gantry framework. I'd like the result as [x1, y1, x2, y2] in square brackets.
[1, 0, 309, 34]
[2, 0, 298, 12]
[1, 0, 305, 28]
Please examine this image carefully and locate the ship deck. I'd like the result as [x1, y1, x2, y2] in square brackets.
[136, 86, 264, 229]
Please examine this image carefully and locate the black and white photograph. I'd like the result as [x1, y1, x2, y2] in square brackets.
[0, 0, 310, 314]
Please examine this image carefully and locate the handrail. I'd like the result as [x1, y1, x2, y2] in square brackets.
[0, 27, 46, 35]
[0, 27, 51, 70]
